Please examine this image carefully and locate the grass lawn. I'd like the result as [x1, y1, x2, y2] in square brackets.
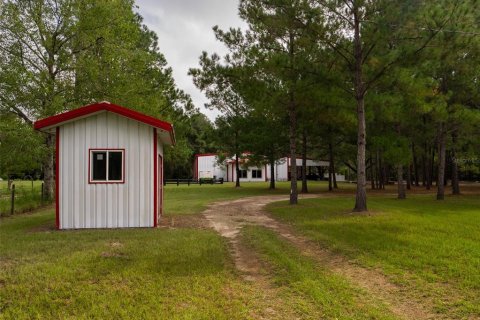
[242, 226, 396, 319]
[0, 182, 332, 319]
[164, 180, 347, 215]
[0, 208, 272, 319]
[2, 182, 479, 319]
[267, 194, 480, 318]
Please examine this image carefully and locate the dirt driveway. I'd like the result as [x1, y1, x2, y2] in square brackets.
[202, 194, 439, 320]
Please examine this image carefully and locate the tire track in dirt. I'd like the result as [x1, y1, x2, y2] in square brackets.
[202, 194, 441, 320]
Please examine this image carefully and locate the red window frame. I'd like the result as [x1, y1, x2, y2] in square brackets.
[88, 148, 126, 184]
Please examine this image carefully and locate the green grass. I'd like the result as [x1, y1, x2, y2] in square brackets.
[242, 226, 397, 319]
[0, 180, 48, 216]
[267, 194, 480, 318]
[164, 181, 343, 216]
[0, 209, 268, 319]
[2, 182, 479, 318]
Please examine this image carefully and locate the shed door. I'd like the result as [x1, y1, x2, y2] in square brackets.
[158, 155, 163, 218]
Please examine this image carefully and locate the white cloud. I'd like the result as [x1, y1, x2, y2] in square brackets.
[135, 0, 247, 121]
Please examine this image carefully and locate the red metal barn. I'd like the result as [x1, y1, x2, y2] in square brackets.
[34, 102, 175, 229]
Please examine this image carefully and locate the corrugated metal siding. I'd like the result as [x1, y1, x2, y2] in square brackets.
[197, 155, 226, 179]
[59, 112, 155, 229]
[276, 159, 289, 181]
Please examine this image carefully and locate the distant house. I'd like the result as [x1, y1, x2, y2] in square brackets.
[193, 153, 334, 182]
[34, 102, 175, 229]
[193, 153, 227, 180]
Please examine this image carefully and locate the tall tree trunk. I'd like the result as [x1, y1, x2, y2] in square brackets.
[333, 164, 338, 189]
[397, 165, 406, 199]
[437, 123, 446, 200]
[301, 130, 308, 193]
[353, 7, 367, 211]
[289, 106, 298, 204]
[451, 131, 460, 195]
[425, 144, 431, 190]
[269, 157, 276, 190]
[430, 147, 435, 188]
[328, 142, 334, 191]
[412, 143, 419, 186]
[328, 168, 333, 191]
[422, 149, 427, 187]
[288, 31, 298, 205]
[43, 133, 55, 200]
[406, 164, 412, 190]
[235, 153, 240, 188]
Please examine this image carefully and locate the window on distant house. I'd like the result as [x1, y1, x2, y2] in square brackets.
[252, 169, 262, 179]
[239, 169, 248, 178]
[90, 149, 124, 183]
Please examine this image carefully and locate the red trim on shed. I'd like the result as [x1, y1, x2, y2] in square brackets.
[159, 155, 164, 217]
[34, 102, 176, 145]
[55, 127, 60, 230]
[153, 128, 158, 227]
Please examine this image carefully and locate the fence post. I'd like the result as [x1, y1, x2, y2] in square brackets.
[10, 184, 15, 215]
[188, 179, 190, 186]
[177, 178, 179, 186]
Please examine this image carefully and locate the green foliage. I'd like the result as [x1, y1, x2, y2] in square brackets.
[0, 115, 46, 177]
[0, 0, 198, 177]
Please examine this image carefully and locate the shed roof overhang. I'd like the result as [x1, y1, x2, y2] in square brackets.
[33, 101, 176, 145]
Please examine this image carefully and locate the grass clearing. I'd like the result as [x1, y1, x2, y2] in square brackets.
[163, 181, 344, 216]
[2, 182, 479, 318]
[242, 225, 397, 319]
[267, 194, 480, 318]
[0, 208, 271, 319]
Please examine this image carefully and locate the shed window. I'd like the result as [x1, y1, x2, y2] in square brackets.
[252, 169, 262, 179]
[239, 170, 248, 178]
[90, 150, 124, 183]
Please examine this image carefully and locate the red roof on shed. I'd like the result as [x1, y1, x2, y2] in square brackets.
[34, 101, 175, 145]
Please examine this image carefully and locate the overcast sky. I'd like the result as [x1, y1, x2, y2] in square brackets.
[135, 0, 246, 121]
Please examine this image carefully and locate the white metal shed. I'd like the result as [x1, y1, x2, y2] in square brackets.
[34, 102, 175, 229]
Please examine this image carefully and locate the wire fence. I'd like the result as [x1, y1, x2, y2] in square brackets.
[0, 181, 52, 216]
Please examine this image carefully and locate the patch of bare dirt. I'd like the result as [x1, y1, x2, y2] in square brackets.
[158, 214, 208, 229]
[109, 241, 123, 248]
[203, 194, 442, 320]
